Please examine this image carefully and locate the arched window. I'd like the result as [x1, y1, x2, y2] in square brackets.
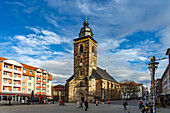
[80, 44, 83, 53]
[92, 46, 95, 54]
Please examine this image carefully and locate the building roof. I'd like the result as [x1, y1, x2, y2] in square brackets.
[161, 64, 170, 80]
[53, 85, 65, 91]
[120, 81, 142, 86]
[0, 57, 8, 61]
[90, 67, 118, 83]
[166, 48, 170, 55]
[66, 75, 74, 82]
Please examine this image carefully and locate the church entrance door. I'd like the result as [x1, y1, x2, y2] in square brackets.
[76, 91, 85, 102]
[81, 97, 84, 102]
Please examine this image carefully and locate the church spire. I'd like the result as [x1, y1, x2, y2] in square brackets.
[79, 19, 94, 38]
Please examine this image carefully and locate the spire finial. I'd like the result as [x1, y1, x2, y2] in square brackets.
[85, 17, 87, 21]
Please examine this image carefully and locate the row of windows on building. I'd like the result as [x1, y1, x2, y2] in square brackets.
[21, 88, 50, 93]
[4, 65, 20, 70]
[3, 66, 50, 78]
[79, 44, 95, 53]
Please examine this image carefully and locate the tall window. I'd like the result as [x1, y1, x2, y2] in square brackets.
[80, 71, 82, 75]
[22, 75, 26, 79]
[22, 82, 25, 85]
[28, 76, 32, 80]
[28, 83, 31, 86]
[92, 46, 95, 54]
[80, 44, 83, 53]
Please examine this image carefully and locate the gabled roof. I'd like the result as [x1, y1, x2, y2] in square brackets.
[90, 67, 118, 83]
[120, 81, 142, 86]
[0, 57, 8, 61]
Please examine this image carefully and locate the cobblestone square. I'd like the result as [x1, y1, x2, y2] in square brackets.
[0, 100, 169, 113]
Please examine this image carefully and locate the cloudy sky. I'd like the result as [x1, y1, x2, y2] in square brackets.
[1, 0, 170, 87]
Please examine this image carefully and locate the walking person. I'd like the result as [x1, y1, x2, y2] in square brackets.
[139, 100, 143, 109]
[77, 101, 80, 108]
[123, 100, 128, 110]
[80, 101, 83, 108]
[108, 100, 110, 104]
[96, 100, 99, 106]
[84, 100, 88, 111]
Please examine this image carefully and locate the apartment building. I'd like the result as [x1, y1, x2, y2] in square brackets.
[0, 57, 52, 102]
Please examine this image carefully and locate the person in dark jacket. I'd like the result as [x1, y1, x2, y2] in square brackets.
[123, 100, 128, 110]
[84, 100, 88, 111]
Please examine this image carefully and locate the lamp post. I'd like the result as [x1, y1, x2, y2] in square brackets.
[148, 56, 159, 113]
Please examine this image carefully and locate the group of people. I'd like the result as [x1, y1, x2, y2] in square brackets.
[139, 100, 153, 113]
[77, 100, 89, 111]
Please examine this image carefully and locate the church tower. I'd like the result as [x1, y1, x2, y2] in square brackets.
[74, 20, 97, 80]
[67, 20, 121, 102]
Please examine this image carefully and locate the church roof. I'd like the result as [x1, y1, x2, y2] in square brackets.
[90, 67, 118, 83]
[66, 75, 74, 82]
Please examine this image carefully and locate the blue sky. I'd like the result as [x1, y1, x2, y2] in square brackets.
[1, 0, 170, 87]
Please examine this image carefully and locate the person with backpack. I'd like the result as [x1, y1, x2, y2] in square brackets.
[123, 100, 128, 110]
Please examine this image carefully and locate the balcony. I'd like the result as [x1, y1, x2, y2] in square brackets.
[3, 82, 12, 86]
[37, 81, 41, 83]
[36, 92, 41, 94]
[13, 90, 21, 93]
[42, 76, 46, 79]
[13, 77, 21, 80]
[13, 70, 22, 74]
[3, 68, 12, 72]
[42, 81, 46, 84]
[37, 75, 41, 78]
[3, 90, 11, 93]
[3, 75, 12, 79]
[36, 86, 41, 89]
[42, 87, 46, 89]
[42, 92, 46, 95]
[13, 83, 21, 87]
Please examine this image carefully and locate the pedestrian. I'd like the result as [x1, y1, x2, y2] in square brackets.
[123, 100, 128, 110]
[80, 101, 83, 108]
[84, 100, 88, 111]
[139, 100, 143, 109]
[141, 103, 149, 113]
[108, 100, 110, 104]
[96, 100, 98, 106]
[149, 102, 153, 113]
[77, 101, 80, 108]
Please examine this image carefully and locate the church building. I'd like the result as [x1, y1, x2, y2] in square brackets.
[66, 20, 121, 102]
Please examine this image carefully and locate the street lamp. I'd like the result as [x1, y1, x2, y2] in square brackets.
[148, 56, 159, 113]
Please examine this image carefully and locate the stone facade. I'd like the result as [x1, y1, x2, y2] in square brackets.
[67, 21, 121, 102]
